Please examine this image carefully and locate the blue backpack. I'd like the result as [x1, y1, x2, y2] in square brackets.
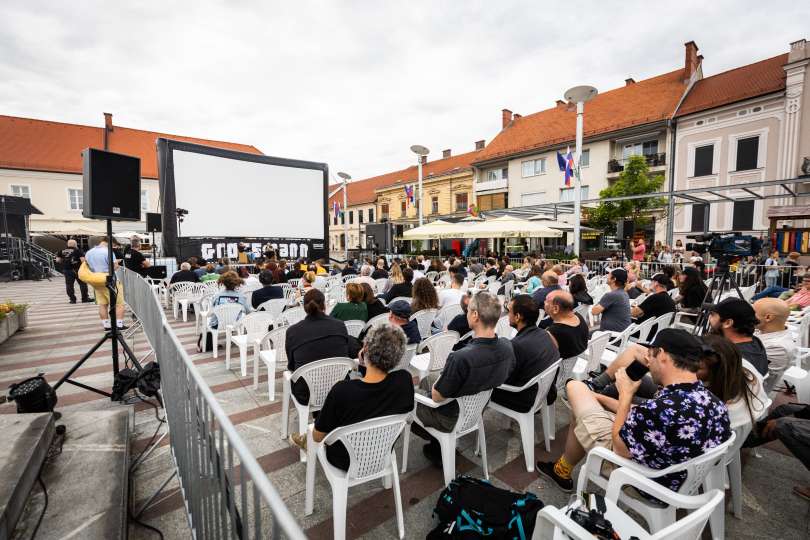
[427, 476, 544, 539]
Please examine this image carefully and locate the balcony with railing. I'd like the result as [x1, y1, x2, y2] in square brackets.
[607, 152, 666, 174]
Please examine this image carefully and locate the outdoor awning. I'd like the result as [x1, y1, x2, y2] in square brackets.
[402, 220, 463, 240]
[528, 215, 596, 232]
[458, 215, 562, 239]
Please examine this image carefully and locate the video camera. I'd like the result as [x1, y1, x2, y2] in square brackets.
[685, 232, 762, 259]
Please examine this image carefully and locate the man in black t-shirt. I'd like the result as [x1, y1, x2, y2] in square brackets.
[56, 239, 91, 304]
[294, 324, 414, 469]
[631, 274, 675, 324]
[491, 295, 559, 413]
[412, 291, 515, 465]
[543, 290, 589, 359]
[123, 238, 151, 277]
[708, 298, 769, 376]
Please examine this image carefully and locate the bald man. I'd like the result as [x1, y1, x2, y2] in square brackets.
[754, 298, 796, 391]
[531, 270, 561, 306]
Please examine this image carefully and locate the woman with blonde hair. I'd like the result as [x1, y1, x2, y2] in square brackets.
[330, 282, 369, 322]
[389, 262, 404, 285]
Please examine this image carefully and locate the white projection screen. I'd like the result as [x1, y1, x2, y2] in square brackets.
[157, 138, 329, 262]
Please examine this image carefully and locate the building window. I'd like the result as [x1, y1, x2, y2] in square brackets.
[349, 210, 354, 225]
[358, 209, 364, 224]
[368, 208, 374, 222]
[455, 193, 468, 212]
[694, 145, 714, 177]
[735, 136, 759, 171]
[400, 201, 406, 216]
[380, 204, 388, 221]
[10, 185, 30, 199]
[341, 212, 345, 225]
[333, 215, 338, 226]
[732, 200, 755, 230]
[477, 192, 507, 211]
[521, 158, 546, 178]
[559, 186, 589, 202]
[485, 167, 508, 182]
[68, 188, 83, 210]
[623, 140, 658, 159]
[691, 203, 709, 232]
[580, 149, 590, 167]
[339, 234, 345, 249]
[431, 196, 439, 214]
[141, 189, 149, 211]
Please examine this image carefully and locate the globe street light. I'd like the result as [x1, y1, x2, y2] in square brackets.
[410, 145, 430, 227]
[563, 85, 598, 257]
[337, 171, 351, 262]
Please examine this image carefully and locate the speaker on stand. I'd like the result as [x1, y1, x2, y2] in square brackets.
[146, 212, 162, 258]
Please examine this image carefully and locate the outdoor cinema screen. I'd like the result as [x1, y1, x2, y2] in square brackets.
[157, 139, 328, 261]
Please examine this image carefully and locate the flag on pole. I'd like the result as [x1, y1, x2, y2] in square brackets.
[404, 185, 414, 205]
[333, 200, 340, 219]
[556, 148, 575, 186]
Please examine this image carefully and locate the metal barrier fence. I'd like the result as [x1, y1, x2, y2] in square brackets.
[119, 268, 305, 539]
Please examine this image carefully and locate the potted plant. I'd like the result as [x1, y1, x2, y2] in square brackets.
[9, 302, 29, 330]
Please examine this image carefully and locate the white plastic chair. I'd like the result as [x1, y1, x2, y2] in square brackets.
[168, 282, 198, 321]
[536, 468, 724, 540]
[572, 331, 611, 381]
[436, 303, 463, 331]
[200, 304, 245, 358]
[280, 357, 355, 460]
[363, 312, 390, 332]
[304, 414, 410, 539]
[412, 330, 459, 381]
[281, 305, 306, 326]
[628, 317, 657, 344]
[495, 315, 516, 339]
[409, 308, 438, 340]
[374, 278, 390, 294]
[225, 311, 275, 376]
[253, 326, 287, 401]
[256, 298, 287, 321]
[489, 359, 561, 471]
[599, 323, 639, 366]
[401, 389, 493, 486]
[575, 433, 735, 539]
[343, 319, 365, 338]
[650, 312, 674, 340]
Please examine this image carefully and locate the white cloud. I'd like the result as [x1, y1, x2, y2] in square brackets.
[1, 0, 807, 181]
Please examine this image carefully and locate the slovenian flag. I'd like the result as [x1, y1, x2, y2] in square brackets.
[333, 200, 340, 218]
[404, 185, 414, 205]
[557, 147, 575, 186]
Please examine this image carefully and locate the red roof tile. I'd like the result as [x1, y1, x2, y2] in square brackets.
[0, 115, 262, 179]
[329, 148, 484, 207]
[675, 54, 787, 117]
[474, 69, 687, 163]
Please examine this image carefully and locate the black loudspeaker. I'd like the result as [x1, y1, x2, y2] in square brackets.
[146, 212, 162, 232]
[82, 148, 141, 221]
[617, 220, 635, 240]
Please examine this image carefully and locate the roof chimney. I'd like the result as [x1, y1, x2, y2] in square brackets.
[420, 155, 427, 165]
[102, 112, 114, 150]
[442, 149, 452, 159]
[513, 113, 522, 120]
[556, 99, 565, 107]
[684, 41, 699, 81]
[475, 140, 485, 150]
[502, 108, 513, 129]
[625, 77, 635, 86]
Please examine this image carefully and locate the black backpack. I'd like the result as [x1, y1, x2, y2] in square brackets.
[427, 476, 544, 539]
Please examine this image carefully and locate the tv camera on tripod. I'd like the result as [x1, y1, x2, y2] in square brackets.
[685, 231, 763, 334]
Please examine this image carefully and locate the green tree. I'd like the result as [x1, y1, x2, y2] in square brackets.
[587, 155, 667, 233]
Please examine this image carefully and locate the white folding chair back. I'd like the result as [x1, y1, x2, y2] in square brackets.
[343, 319, 365, 338]
[305, 414, 410, 539]
[651, 312, 674, 339]
[572, 331, 611, 380]
[225, 311, 275, 375]
[436, 273, 451, 289]
[632, 292, 650, 306]
[287, 278, 300, 288]
[201, 303, 245, 358]
[489, 359, 561, 470]
[425, 271, 439, 282]
[436, 303, 464, 331]
[409, 308, 438, 340]
[282, 305, 306, 326]
[573, 303, 590, 320]
[256, 298, 287, 320]
[495, 315, 516, 339]
[374, 278, 390, 294]
[397, 343, 418, 372]
[364, 313, 390, 332]
[630, 316, 657, 344]
[254, 326, 288, 401]
[415, 330, 459, 377]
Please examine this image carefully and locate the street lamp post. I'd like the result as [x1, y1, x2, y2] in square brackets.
[564, 85, 598, 257]
[410, 145, 430, 227]
[337, 172, 351, 263]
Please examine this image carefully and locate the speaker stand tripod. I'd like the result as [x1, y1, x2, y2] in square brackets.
[53, 219, 142, 399]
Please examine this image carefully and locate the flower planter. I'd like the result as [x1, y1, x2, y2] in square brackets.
[16, 309, 28, 330]
[0, 318, 8, 345]
[0, 312, 20, 345]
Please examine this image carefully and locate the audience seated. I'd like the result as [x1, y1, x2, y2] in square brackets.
[590, 268, 631, 333]
[360, 282, 388, 320]
[409, 259, 425, 281]
[330, 282, 369, 322]
[251, 269, 284, 309]
[438, 272, 465, 307]
[353, 264, 377, 289]
[631, 274, 676, 325]
[199, 263, 220, 282]
[448, 295, 472, 346]
[753, 298, 796, 391]
[524, 264, 544, 295]
[170, 261, 200, 284]
[285, 289, 350, 404]
[676, 266, 707, 312]
[491, 295, 559, 413]
[531, 271, 561, 306]
[567, 273, 593, 307]
[208, 271, 250, 327]
[411, 277, 439, 313]
[383, 267, 414, 302]
[387, 300, 420, 344]
[341, 259, 358, 276]
[484, 258, 498, 278]
[707, 298, 768, 377]
[412, 291, 515, 465]
[538, 328, 732, 492]
[371, 258, 389, 279]
[291, 324, 415, 468]
[540, 291, 589, 360]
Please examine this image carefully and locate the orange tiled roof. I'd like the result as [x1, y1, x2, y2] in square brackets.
[329, 148, 483, 207]
[675, 54, 787, 117]
[473, 69, 687, 163]
[0, 115, 262, 179]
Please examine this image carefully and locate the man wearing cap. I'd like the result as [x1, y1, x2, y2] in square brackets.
[538, 328, 731, 492]
[631, 274, 676, 324]
[591, 268, 631, 333]
[387, 300, 420, 345]
[708, 298, 769, 377]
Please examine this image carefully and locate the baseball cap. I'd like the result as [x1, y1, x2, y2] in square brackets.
[639, 328, 703, 361]
[651, 274, 671, 287]
[388, 300, 412, 319]
[610, 268, 628, 284]
[708, 297, 757, 325]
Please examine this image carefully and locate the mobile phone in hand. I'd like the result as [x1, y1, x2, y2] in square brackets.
[626, 360, 649, 381]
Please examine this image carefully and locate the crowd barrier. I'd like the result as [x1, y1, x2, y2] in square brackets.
[118, 268, 305, 539]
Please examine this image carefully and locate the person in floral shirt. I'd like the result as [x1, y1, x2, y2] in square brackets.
[538, 328, 731, 492]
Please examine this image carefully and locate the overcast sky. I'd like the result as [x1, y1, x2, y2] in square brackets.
[2, 1, 808, 182]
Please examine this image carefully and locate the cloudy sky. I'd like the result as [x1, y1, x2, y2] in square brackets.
[2, 1, 808, 182]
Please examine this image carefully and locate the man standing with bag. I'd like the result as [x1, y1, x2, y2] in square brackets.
[84, 237, 125, 331]
[56, 239, 91, 304]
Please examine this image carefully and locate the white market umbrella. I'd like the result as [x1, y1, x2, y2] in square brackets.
[458, 214, 562, 239]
